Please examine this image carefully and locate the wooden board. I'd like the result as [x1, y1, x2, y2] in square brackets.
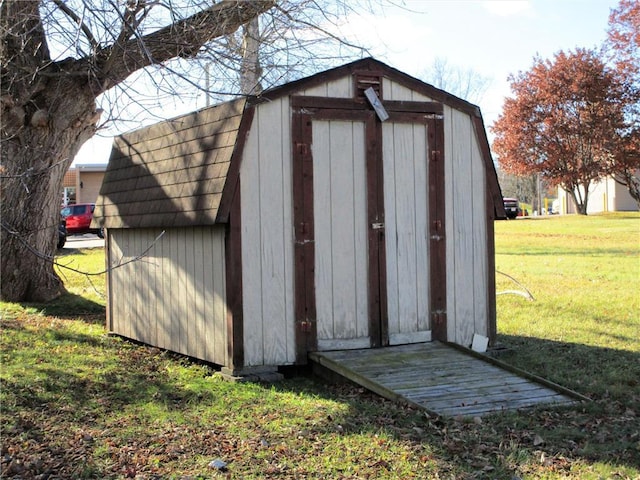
[309, 342, 581, 417]
[313, 119, 370, 349]
[382, 121, 430, 344]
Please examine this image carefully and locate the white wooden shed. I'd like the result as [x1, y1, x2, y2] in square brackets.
[94, 58, 506, 376]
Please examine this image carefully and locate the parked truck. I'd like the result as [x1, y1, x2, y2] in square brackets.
[503, 197, 520, 219]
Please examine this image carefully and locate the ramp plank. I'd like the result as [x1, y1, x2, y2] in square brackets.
[309, 342, 582, 417]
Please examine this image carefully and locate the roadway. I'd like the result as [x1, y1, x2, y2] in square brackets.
[63, 233, 104, 249]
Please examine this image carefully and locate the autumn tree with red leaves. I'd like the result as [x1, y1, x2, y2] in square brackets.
[604, 0, 640, 206]
[492, 48, 634, 214]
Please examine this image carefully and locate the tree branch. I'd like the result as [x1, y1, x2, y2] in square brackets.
[1, 219, 165, 277]
[106, 0, 155, 64]
[50, 0, 100, 52]
[95, 0, 275, 92]
[496, 270, 535, 301]
[273, 3, 366, 53]
[58, 230, 166, 276]
[1, 0, 52, 94]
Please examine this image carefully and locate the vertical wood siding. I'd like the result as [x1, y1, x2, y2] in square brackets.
[383, 79, 431, 102]
[301, 77, 352, 98]
[471, 136, 489, 337]
[382, 121, 431, 344]
[239, 74, 492, 367]
[313, 120, 370, 350]
[240, 98, 296, 367]
[444, 107, 489, 346]
[107, 227, 228, 366]
[385, 78, 490, 346]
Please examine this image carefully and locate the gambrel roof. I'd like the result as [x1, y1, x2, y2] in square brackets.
[95, 97, 249, 228]
[95, 57, 504, 229]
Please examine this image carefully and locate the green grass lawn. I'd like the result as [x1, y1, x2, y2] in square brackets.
[1, 214, 639, 479]
[495, 214, 639, 387]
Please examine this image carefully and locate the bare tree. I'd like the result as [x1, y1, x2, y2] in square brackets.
[420, 57, 492, 104]
[96, 0, 373, 130]
[1, 0, 377, 303]
[194, 0, 373, 102]
[0, 1, 270, 303]
[497, 171, 537, 208]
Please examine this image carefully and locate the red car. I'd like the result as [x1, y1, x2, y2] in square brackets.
[60, 203, 104, 238]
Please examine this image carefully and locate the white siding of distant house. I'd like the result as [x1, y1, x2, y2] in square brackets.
[558, 174, 639, 214]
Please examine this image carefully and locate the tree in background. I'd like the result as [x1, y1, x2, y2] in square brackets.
[604, 0, 640, 206]
[210, 0, 370, 97]
[98, 0, 371, 125]
[607, 0, 640, 80]
[491, 48, 631, 214]
[496, 171, 538, 210]
[421, 57, 492, 104]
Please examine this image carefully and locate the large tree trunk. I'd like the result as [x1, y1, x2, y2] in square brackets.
[1, 83, 98, 302]
[1, 1, 98, 301]
[1, 0, 275, 302]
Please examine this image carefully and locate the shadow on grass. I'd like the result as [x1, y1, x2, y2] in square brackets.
[494, 334, 639, 401]
[269, 334, 640, 476]
[16, 292, 106, 324]
[3, 323, 639, 478]
[499, 247, 636, 257]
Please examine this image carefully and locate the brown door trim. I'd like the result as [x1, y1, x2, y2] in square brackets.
[225, 182, 244, 369]
[292, 111, 317, 363]
[367, 114, 386, 348]
[429, 117, 447, 341]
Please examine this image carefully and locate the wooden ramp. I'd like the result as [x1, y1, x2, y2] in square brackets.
[309, 342, 581, 417]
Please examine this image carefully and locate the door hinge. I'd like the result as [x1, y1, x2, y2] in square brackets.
[371, 222, 385, 230]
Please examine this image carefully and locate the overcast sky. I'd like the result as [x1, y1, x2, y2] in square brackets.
[73, 0, 620, 165]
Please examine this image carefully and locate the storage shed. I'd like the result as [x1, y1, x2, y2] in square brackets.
[94, 58, 506, 376]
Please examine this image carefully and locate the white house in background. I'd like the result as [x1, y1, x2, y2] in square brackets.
[557, 174, 639, 214]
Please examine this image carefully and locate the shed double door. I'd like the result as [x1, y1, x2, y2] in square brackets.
[292, 98, 445, 358]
